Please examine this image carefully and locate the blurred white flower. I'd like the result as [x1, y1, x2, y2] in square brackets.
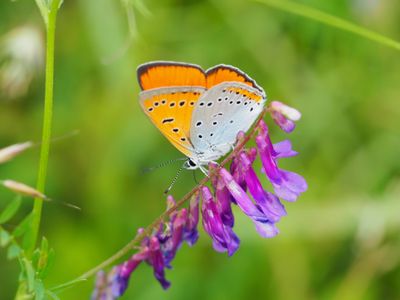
[0, 25, 44, 100]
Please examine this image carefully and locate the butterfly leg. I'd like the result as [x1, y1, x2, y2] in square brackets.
[198, 165, 209, 177]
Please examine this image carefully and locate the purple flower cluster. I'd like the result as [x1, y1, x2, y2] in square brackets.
[200, 120, 307, 254]
[92, 195, 200, 299]
[92, 104, 307, 299]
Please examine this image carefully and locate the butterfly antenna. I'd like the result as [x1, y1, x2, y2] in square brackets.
[164, 164, 185, 195]
[142, 157, 187, 174]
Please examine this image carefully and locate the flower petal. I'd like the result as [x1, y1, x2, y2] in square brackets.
[255, 130, 307, 202]
[219, 168, 269, 223]
[149, 237, 170, 289]
[201, 186, 239, 256]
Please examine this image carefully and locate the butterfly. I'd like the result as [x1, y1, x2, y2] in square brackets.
[137, 61, 266, 174]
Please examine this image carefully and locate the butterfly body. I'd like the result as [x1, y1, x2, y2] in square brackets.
[138, 61, 266, 172]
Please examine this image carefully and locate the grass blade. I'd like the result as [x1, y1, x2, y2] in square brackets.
[254, 0, 400, 51]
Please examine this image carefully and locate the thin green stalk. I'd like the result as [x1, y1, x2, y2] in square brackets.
[254, 0, 400, 51]
[28, 0, 60, 256]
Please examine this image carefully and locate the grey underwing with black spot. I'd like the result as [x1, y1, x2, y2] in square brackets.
[190, 81, 266, 155]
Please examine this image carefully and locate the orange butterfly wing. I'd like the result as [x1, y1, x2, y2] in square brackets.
[206, 65, 265, 103]
[138, 62, 206, 157]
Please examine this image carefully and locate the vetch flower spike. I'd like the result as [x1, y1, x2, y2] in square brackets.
[89, 102, 308, 299]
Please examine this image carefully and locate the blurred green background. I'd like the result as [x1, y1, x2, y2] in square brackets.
[1, 0, 400, 299]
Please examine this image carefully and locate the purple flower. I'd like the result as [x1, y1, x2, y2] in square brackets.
[239, 152, 286, 223]
[256, 120, 307, 202]
[183, 193, 200, 246]
[113, 248, 149, 296]
[210, 163, 234, 227]
[160, 207, 187, 267]
[91, 270, 108, 300]
[218, 168, 279, 238]
[148, 237, 170, 289]
[201, 186, 239, 256]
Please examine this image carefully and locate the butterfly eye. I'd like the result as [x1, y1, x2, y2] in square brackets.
[188, 159, 197, 168]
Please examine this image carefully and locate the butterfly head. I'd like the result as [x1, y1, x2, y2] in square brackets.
[183, 158, 198, 170]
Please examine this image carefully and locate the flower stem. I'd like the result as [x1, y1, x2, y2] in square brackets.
[28, 0, 60, 256]
[62, 109, 268, 284]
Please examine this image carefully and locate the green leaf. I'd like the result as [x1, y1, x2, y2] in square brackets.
[13, 214, 33, 238]
[13, 214, 35, 252]
[34, 280, 45, 300]
[23, 258, 36, 293]
[32, 248, 41, 271]
[34, 0, 49, 25]
[0, 228, 11, 247]
[38, 237, 49, 267]
[38, 248, 55, 279]
[7, 243, 22, 260]
[0, 196, 22, 224]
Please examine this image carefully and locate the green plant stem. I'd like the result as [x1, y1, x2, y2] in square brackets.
[254, 0, 400, 51]
[28, 0, 60, 256]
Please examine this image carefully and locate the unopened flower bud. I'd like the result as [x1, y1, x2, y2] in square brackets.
[270, 101, 301, 121]
[269, 101, 302, 133]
